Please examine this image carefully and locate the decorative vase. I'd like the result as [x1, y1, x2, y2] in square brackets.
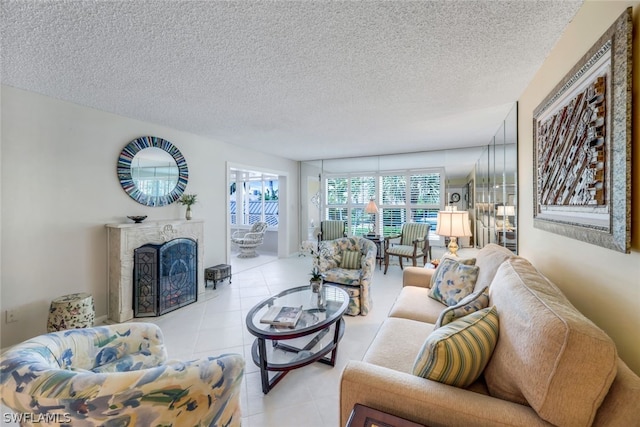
[185, 205, 192, 220]
[310, 279, 322, 293]
[310, 279, 325, 310]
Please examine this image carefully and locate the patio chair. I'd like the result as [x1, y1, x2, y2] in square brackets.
[231, 221, 268, 257]
[384, 222, 431, 274]
[317, 220, 348, 243]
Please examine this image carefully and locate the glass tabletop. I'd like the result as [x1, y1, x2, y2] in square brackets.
[246, 285, 349, 339]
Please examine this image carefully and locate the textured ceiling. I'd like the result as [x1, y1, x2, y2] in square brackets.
[1, 1, 582, 162]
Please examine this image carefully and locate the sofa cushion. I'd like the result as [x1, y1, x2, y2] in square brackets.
[323, 268, 361, 286]
[388, 286, 447, 324]
[363, 317, 435, 373]
[429, 258, 479, 306]
[434, 286, 489, 328]
[413, 306, 498, 388]
[484, 258, 618, 427]
[340, 250, 362, 269]
[472, 243, 513, 293]
[386, 244, 426, 257]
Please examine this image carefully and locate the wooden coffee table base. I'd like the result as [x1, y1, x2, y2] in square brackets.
[245, 285, 349, 394]
[251, 317, 345, 394]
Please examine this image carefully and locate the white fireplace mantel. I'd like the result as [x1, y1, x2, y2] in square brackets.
[106, 219, 205, 323]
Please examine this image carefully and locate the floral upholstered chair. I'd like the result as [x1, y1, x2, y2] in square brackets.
[231, 221, 268, 258]
[384, 222, 432, 274]
[0, 323, 244, 427]
[317, 237, 377, 316]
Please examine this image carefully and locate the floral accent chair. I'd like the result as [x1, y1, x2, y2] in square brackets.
[317, 237, 377, 316]
[317, 220, 348, 243]
[0, 323, 244, 427]
[231, 221, 268, 258]
[384, 222, 432, 274]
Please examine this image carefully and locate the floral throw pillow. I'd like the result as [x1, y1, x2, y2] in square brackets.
[429, 257, 479, 306]
[435, 286, 490, 328]
[429, 256, 475, 288]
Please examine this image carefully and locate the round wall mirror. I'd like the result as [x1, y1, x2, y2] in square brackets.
[117, 136, 189, 206]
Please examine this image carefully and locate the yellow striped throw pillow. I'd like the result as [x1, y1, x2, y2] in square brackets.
[412, 306, 499, 388]
[340, 250, 362, 269]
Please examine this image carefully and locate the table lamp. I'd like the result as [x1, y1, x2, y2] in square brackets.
[496, 205, 515, 229]
[364, 198, 379, 236]
[436, 210, 472, 257]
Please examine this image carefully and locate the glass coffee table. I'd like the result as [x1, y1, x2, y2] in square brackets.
[245, 284, 349, 394]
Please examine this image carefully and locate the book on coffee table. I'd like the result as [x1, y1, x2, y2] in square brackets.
[260, 305, 303, 328]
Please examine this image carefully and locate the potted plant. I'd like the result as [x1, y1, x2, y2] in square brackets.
[300, 240, 326, 293]
[178, 194, 197, 220]
[309, 266, 324, 293]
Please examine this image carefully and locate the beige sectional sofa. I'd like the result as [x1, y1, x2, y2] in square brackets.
[340, 244, 640, 426]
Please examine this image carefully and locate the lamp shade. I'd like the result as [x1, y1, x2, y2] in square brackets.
[436, 211, 472, 238]
[364, 199, 379, 214]
[497, 205, 515, 216]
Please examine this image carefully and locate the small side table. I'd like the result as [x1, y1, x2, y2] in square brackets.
[205, 264, 232, 289]
[497, 229, 517, 252]
[47, 293, 95, 332]
[347, 404, 426, 427]
[364, 235, 384, 270]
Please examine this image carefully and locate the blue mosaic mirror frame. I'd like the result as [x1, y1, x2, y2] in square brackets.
[117, 136, 189, 207]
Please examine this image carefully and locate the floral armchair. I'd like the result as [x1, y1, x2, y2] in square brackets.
[317, 237, 377, 316]
[0, 323, 244, 427]
[231, 221, 268, 258]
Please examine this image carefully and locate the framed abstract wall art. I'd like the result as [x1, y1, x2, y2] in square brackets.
[532, 8, 632, 253]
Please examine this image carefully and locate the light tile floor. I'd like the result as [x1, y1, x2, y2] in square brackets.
[190, 251, 407, 426]
[2, 245, 476, 426]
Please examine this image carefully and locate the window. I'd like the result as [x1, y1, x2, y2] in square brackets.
[325, 175, 376, 235]
[409, 173, 440, 232]
[381, 207, 405, 235]
[324, 170, 442, 237]
[350, 176, 376, 204]
[326, 177, 348, 222]
[381, 175, 406, 205]
[326, 177, 348, 205]
[230, 169, 279, 228]
[350, 176, 375, 235]
[410, 173, 440, 205]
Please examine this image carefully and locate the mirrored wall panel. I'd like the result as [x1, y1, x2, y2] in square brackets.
[473, 104, 518, 252]
[300, 103, 518, 253]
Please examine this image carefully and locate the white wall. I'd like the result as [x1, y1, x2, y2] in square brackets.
[0, 86, 300, 348]
[518, 1, 640, 374]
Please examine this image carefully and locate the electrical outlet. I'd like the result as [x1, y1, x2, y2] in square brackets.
[6, 309, 18, 323]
